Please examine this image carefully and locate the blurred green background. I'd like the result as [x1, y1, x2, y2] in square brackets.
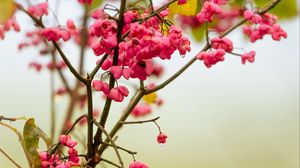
[0, 1, 299, 168]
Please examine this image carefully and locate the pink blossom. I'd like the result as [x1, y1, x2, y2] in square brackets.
[210, 37, 233, 52]
[0, 26, 4, 39]
[178, 0, 187, 5]
[108, 86, 129, 102]
[196, 49, 226, 68]
[212, 0, 228, 5]
[78, 0, 93, 5]
[67, 19, 76, 30]
[129, 161, 149, 168]
[27, 2, 48, 17]
[29, 62, 42, 72]
[241, 51, 256, 64]
[92, 80, 110, 95]
[157, 133, 168, 144]
[124, 10, 137, 24]
[131, 104, 152, 117]
[270, 24, 287, 41]
[243, 10, 262, 24]
[41, 28, 60, 41]
[4, 17, 20, 32]
[196, 1, 222, 23]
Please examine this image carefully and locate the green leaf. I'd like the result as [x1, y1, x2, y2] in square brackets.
[23, 118, 51, 168]
[0, 0, 16, 24]
[191, 25, 206, 42]
[255, 0, 298, 19]
[88, 0, 103, 12]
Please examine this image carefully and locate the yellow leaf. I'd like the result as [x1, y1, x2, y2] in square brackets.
[143, 93, 157, 104]
[0, 0, 16, 24]
[169, 0, 198, 17]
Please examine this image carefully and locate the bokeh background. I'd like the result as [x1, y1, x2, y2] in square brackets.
[0, 1, 299, 168]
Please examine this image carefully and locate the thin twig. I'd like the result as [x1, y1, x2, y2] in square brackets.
[93, 120, 124, 168]
[121, 117, 160, 125]
[86, 78, 94, 159]
[101, 158, 122, 168]
[89, 54, 109, 79]
[97, 88, 146, 157]
[101, 141, 137, 155]
[0, 116, 26, 122]
[0, 147, 22, 168]
[15, 2, 87, 84]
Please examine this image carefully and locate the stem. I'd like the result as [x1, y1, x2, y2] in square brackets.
[64, 114, 87, 135]
[90, 54, 109, 79]
[101, 141, 137, 155]
[97, 89, 145, 157]
[50, 114, 87, 155]
[0, 116, 27, 122]
[78, 6, 89, 77]
[93, 120, 124, 168]
[93, 0, 128, 154]
[86, 78, 94, 159]
[0, 147, 22, 168]
[49, 49, 72, 94]
[121, 116, 160, 124]
[50, 68, 56, 142]
[52, 42, 87, 84]
[101, 158, 122, 168]
[146, 43, 210, 94]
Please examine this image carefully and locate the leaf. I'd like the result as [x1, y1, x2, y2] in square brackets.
[23, 118, 51, 168]
[255, 0, 298, 19]
[169, 0, 199, 17]
[143, 93, 157, 104]
[191, 25, 206, 41]
[88, 0, 103, 12]
[0, 0, 16, 24]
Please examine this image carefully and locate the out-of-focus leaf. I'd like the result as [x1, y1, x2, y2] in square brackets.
[191, 25, 206, 41]
[23, 118, 51, 168]
[169, 0, 199, 17]
[143, 93, 157, 104]
[255, 0, 298, 19]
[88, 0, 103, 12]
[0, 0, 16, 24]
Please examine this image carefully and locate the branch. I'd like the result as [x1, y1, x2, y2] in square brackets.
[101, 141, 137, 155]
[0, 116, 26, 122]
[86, 79, 94, 159]
[97, 88, 146, 156]
[93, 120, 124, 168]
[15, 2, 87, 84]
[89, 53, 109, 79]
[101, 158, 122, 168]
[0, 147, 22, 168]
[121, 117, 160, 125]
[93, 0, 128, 155]
[146, 0, 283, 95]
[50, 115, 87, 154]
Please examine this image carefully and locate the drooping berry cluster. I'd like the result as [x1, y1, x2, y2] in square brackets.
[243, 10, 287, 42]
[40, 135, 80, 168]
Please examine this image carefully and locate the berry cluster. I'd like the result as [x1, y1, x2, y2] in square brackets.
[40, 135, 80, 168]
